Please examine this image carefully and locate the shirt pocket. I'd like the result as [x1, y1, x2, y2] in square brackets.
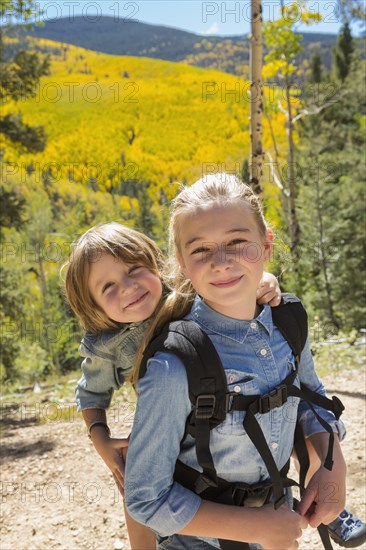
[216, 368, 260, 436]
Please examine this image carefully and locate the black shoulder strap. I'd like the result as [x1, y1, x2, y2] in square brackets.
[271, 293, 308, 358]
[140, 319, 226, 404]
[141, 319, 228, 491]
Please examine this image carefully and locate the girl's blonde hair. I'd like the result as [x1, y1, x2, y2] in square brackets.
[133, 173, 267, 385]
[63, 222, 165, 334]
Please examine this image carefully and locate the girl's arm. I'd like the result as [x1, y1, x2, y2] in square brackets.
[179, 500, 307, 550]
[125, 354, 307, 549]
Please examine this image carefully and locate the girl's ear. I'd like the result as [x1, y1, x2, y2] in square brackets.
[263, 228, 274, 262]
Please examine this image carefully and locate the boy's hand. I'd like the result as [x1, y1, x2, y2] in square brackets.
[297, 436, 346, 527]
[297, 463, 346, 527]
[257, 272, 282, 307]
[90, 430, 129, 495]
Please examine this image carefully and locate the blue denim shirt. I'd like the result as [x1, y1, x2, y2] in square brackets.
[75, 320, 149, 411]
[125, 296, 345, 543]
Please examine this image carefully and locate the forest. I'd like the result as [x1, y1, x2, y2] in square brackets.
[1, 0, 365, 387]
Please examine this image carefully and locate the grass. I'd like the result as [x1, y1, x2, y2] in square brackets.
[311, 338, 365, 378]
[1, 338, 364, 432]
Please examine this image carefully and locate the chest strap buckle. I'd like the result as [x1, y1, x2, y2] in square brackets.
[259, 385, 288, 414]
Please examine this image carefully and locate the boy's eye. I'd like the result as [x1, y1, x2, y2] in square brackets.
[102, 282, 114, 294]
[129, 265, 144, 274]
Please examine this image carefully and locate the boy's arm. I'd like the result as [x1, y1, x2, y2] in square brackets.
[297, 432, 346, 527]
[257, 271, 281, 306]
[82, 407, 128, 493]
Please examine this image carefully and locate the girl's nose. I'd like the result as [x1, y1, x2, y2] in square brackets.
[211, 249, 233, 270]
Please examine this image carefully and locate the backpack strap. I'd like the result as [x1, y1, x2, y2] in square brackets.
[141, 320, 228, 491]
[271, 292, 308, 359]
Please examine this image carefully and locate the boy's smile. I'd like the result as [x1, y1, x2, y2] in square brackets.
[88, 253, 162, 324]
[177, 202, 273, 320]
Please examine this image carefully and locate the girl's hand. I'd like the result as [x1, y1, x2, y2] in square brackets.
[255, 504, 308, 550]
[91, 430, 129, 495]
[257, 272, 281, 307]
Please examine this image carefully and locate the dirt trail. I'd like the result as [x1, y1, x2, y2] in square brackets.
[1, 369, 365, 550]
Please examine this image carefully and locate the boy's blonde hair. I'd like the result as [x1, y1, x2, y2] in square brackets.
[63, 222, 165, 334]
[133, 173, 267, 385]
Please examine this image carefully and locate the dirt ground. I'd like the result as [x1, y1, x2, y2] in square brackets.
[1, 368, 365, 550]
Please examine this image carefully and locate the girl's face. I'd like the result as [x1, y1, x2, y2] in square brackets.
[176, 202, 273, 320]
[88, 253, 163, 324]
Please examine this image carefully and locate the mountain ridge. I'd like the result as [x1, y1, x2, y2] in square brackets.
[8, 16, 338, 75]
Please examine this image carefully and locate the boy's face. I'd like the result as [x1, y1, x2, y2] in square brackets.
[88, 253, 162, 324]
[176, 202, 272, 320]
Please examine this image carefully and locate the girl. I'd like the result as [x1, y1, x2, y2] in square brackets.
[63, 222, 282, 550]
[124, 174, 347, 550]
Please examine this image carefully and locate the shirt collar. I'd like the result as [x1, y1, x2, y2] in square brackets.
[189, 295, 273, 343]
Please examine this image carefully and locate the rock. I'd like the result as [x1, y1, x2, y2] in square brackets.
[113, 539, 125, 550]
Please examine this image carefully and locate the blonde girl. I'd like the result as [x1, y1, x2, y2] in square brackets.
[63, 221, 282, 550]
[124, 175, 346, 550]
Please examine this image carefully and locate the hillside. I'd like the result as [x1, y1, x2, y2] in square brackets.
[7, 16, 338, 75]
[2, 37, 289, 198]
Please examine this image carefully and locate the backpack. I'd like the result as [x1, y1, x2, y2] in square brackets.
[140, 294, 344, 550]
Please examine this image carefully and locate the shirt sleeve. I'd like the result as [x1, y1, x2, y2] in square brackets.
[124, 352, 202, 536]
[297, 337, 346, 441]
[75, 337, 126, 411]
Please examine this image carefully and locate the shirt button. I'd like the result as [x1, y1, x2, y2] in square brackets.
[260, 348, 268, 356]
[250, 322, 257, 329]
[234, 385, 241, 393]
[271, 442, 278, 450]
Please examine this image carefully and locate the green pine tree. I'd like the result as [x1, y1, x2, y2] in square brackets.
[333, 22, 354, 82]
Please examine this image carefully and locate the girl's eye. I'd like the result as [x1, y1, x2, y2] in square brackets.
[226, 239, 248, 248]
[191, 246, 211, 255]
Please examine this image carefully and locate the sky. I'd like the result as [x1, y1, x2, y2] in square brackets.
[8, 0, 361, 36]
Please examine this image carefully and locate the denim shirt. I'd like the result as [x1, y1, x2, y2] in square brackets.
[125, 296, 345, 542]
[75, 320, 150, 411]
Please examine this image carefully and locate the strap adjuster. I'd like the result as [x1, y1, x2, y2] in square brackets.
[195, 394, 216, 419]
[194, 473, 218, 494]
[259, 385, 287, 414]
[232, 483, 272, 508]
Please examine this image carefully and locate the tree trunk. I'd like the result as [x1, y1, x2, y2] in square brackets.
[285, 77, 300, 283]
[249, 0, 264, 196]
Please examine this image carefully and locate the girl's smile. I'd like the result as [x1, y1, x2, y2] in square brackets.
[210, 275, 244, 288]
[177, 202, 273, 320]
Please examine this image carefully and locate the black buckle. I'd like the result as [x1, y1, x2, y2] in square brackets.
[194, 474, 218, 494]
[195, 394, 216, 419]
[259, 385, 287, 414]
[232, 484, 272, 508]
[224, 392, 237, 413]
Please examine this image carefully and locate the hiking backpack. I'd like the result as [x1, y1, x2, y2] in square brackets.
[140, 294, 344, 550]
